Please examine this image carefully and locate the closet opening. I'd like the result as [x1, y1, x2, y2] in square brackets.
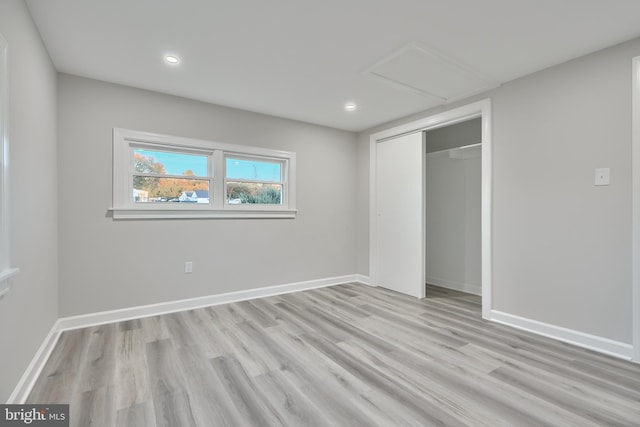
[425, 118, 481, 309]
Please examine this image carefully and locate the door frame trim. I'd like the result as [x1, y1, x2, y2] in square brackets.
[631, 57, 640, 362]
[369, 99, 492, 319]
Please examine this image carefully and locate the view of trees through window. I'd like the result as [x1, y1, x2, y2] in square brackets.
[133, 149, 209, 203]
[226, 182, 282, 204]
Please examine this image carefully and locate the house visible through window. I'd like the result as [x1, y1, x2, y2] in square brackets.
[112, 128, 296, 219]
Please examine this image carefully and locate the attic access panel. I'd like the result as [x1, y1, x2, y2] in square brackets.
[367, 43, 499, 103]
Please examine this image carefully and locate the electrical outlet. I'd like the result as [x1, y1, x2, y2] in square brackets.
[185, 261, 193, 274]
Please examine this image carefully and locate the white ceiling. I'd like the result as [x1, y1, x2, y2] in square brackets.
[25, 0, 640, 132]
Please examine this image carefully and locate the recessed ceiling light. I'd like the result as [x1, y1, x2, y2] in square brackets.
[345, 102, 357, 112]
[164, 55, 180, 64]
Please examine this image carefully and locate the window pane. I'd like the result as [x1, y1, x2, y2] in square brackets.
[134, 148, 208, 177]
[133, 177, 209, 203]
[226, 182, 282, 205]
[226, 157, 281, 182]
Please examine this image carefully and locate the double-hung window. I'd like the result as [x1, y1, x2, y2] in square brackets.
[112, 128, 296, 219]
[225, 155, 286, 206]
[131, 145, 212, 205]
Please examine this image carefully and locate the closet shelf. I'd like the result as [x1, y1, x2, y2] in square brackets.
[426, 142, 481, 159]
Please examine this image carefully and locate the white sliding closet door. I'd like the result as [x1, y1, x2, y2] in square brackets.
[376, 132, 425, 298]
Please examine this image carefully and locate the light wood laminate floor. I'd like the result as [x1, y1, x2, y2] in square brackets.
[28, 283, 640, 426]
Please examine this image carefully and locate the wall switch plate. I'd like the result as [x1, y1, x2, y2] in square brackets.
[595, 168, 610, 186]
[185, 261, 193, 273]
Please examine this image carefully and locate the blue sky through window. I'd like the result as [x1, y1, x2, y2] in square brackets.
[134, 149, 208, 176]
[226, 157, 281, 181]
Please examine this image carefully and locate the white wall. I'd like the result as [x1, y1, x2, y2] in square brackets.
[426, 148, 481, 295]
[358, 36, 640, 344]
[0, 0, 58, 401]
[57, 74, 358, 317]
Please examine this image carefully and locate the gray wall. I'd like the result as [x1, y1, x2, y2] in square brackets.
[57, 74, 358, 317]
[0, 0, 58, 401]
[358, 36, 640, 344]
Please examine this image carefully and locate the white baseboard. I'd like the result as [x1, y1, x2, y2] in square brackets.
[355, 274, 372, 286]
[490, 310, 634, 361]
[7, 320, 62, 404]
[426, 276, 481, 296]
[56, 274, 359, 332]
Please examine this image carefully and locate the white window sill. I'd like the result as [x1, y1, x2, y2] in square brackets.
[0, 267, 19, 282]
[109, 208, 297, 220]
[0, 268, 19, 298]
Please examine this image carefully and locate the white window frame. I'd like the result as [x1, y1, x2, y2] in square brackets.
[111, 128, 297, 219]
[0, 33, 19, 297]
[224, 153, 288, 208]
